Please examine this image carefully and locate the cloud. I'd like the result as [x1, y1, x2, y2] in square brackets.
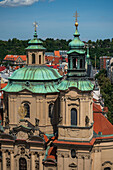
[0, 0, 39, 7]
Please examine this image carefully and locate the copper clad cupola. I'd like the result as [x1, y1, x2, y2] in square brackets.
[26, 22, 46, 65]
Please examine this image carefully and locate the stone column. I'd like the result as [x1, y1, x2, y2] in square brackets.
[39, 152, 44, 170]
[77, 155, 84, 170]
[63, 153, 69, 170]
[36, 98, 39, 119]
[57, 152, 64, 170]
[2, 150, 6, 170]
[84, 155, 90, 170]
[31, 152, 35, 170]
[77, 58, 80, 69]
[80, 99, 84, 127]
[70, 56, 73, 69]
[10, 151, 14, 170]
[93, 149, 101, 170]
[60, 97, 65, 125]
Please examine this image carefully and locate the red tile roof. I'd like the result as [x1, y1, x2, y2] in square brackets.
[93, 103, 102, 113]
[54, 51, 60, 57]
[54, 138, 96, 146]
[93, 102, 113, 135]
[0, 66, 6, 72]
[1, 83, 7, 89]
[93, 112, 113, 135]
[4, 55, 26, 61]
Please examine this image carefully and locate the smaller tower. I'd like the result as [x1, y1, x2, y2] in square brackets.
[26, 22, 46, 65]
[67, 12, 86, 79]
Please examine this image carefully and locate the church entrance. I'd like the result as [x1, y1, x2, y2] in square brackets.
[19, 158, 27, 170]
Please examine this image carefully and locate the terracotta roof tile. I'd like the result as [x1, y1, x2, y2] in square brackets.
[54, 51, 60, 57]
[93, 112, 113, 135]
[4, 55, 26, 62]
[0, 66, 6, 72]
[93, 103, 102, 113]
[1, 83, 7, 89]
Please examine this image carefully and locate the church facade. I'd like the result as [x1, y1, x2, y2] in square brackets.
[1, 18, 113, 170]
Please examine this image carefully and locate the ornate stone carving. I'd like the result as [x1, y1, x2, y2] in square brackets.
[6, 158, 10, 168]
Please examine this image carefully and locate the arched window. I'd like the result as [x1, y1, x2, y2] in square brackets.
[19, 158, 27, 170]
[32, 54, 35, 64]
[71, 108, 77, 125]
[49, 103, 54, 118]
[24, 103, 30, 118]
[39, 55, 41, 64]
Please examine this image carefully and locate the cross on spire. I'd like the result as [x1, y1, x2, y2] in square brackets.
[33, 21, 38, 32]
[73, 11, 79, 22]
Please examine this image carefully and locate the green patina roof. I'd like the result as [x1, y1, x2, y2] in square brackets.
[26, 30, 46, 50]
[69, 38, 84, 49]
[26, 45, 46, 50]
[3, 81, 60, 93]
[68, 25, 84, 51]
[9, 65, 62, 81]
[58, 80, 94, 91]
[28, 39, 43, 44]
[3, 65, 62, 93]
[67, 49, 85, 55]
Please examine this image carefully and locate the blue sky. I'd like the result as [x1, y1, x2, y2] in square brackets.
[0, 0, 113, 41]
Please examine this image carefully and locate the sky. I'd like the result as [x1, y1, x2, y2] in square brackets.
[0, 0, 113, 41]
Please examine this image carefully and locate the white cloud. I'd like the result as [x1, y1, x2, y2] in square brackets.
[0, 0, 39, 7]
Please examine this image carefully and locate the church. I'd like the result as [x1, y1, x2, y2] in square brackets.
[0, 14, 113, 170]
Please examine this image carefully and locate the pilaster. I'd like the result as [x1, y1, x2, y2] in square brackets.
[31, 152, 35, 170]
[39, 152, 44, 170]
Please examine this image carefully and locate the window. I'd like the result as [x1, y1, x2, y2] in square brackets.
[49, 104, 54, 118]
[71, 108, 77, 125]
[80, 59, 82, 68]
[27, 54, 29, 64]
[32, 54, 35, 64]
[71, 149, 76, 158]
[39, 55, 41, 64]
[19, 158, 27, 170]
[104, 168, 111, 170]
[73, 58, 77, 69]
[24, 103, 30, 118]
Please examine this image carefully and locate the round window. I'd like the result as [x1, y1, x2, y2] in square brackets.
[71, 149, 76, 158]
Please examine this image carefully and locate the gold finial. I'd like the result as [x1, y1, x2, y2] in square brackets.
[18, 105, 27, 120]
[33, 21, 38, 32]
[73, 11, 79, 27]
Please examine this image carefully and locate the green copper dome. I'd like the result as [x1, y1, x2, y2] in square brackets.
[26, 31, 46, 50]
[3, 65, 62, 94]
[69, 28, 84, 49]
[9, 65, 62, 81]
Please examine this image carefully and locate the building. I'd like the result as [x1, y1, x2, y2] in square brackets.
[0, 18, 113, 170]
[3, 55, 27, 65]
[100, 56, 112, 70]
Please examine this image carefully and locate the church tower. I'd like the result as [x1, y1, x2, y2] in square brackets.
[26, 22, 46, 65]
[2, 23, 62, 134]
[58, 12, 94, 142]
